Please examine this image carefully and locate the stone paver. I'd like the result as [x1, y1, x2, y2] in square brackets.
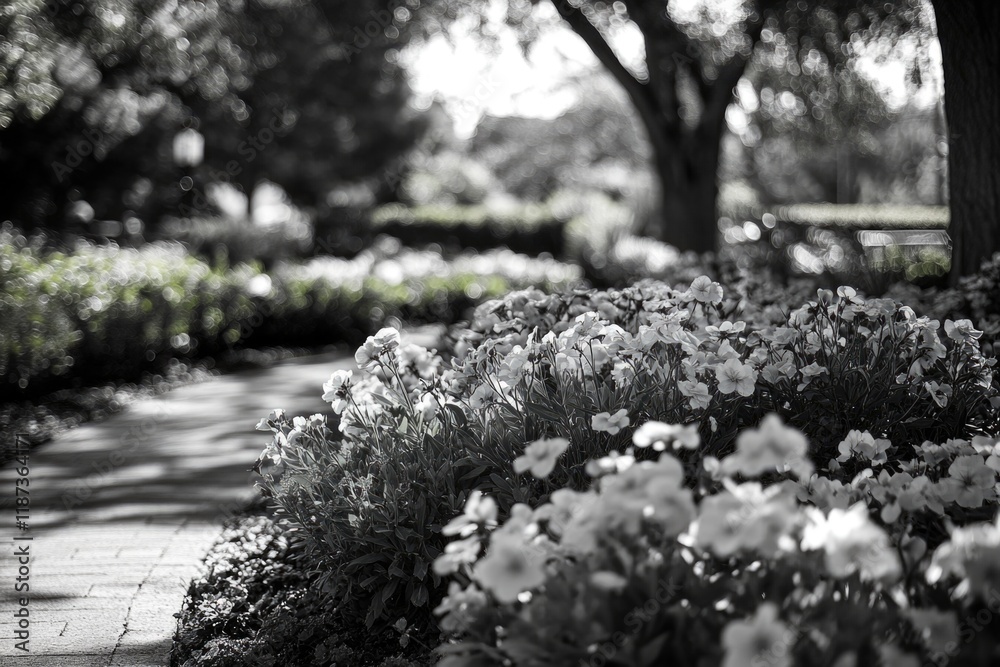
[0, 328, 440, 665]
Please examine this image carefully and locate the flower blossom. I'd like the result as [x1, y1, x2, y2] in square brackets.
[945, 318, 982, 343]
[715, 359, 757, 397]
[927, 515, 1000, 599]
[836, 430, 891, 466]
[513, 437, 570, 479]
[722, 414, 811, 478]
[721, 603, 794, 667]
[937, 455, 996, 508]
[434, 582, 488, 633]
[592, 409, 630, 435]
[633, 421, 700, 451]
[473, 534, 547, 604]
[801, 503, 902, 583]
[687, 275, 724, 305]
[355, 327, 401, 371]
[321, 369, 353, 414]
[678, 379, 711, 410]
[443, 490, 499, 538]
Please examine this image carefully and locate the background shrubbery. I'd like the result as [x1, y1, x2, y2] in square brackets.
[0, 225, 583, 398]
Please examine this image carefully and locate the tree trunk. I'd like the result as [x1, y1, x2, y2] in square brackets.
[931, 0, 1000, 284]
[652, 135, 720, 253]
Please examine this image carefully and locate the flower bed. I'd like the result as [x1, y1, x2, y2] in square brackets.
[0, 225, 583, 397]
[250, 272, 1000, 665]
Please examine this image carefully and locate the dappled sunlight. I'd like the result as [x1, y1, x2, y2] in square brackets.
[3, 0, 999, 664]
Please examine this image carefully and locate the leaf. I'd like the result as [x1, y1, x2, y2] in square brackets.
[381, 579, 399, 603]
[638, 632, 670, 664]
[347, 552, 388, 570]
[411, 583, 429, 607]
[443, 402, 468, 427]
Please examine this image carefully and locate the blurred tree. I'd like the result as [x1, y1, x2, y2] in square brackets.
[0, 0, 253, 233]
[728, 4, 929, 206]
[0, 0, 428, 236]
[473, 0, 927, 253]
[470, 72, 650, 202]
[191, 0, 428, 214]
[929, 1, 1000, 283]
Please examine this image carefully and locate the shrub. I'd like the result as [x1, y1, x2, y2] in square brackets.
[159, 215, 314, 268]
[0, 225, 583, 396]
[171, 513, 431, 667]
[366, 204, 568, 257]
[889, 252, 1000, 359]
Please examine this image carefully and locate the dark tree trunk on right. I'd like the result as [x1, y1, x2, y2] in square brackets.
[931, 0, 1000, 284]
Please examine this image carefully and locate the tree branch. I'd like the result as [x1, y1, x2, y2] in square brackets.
[698, 5, 768, 137]
[546, 0, 667, 144]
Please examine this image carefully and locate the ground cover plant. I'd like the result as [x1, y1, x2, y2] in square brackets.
[247, 268, 1000, 665]
[171, 507, 431, 667]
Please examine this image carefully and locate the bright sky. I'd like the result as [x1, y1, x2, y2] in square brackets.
[404, 2, 644, 136]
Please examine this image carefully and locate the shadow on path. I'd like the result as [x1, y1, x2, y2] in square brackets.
[0, 349, 356, 663]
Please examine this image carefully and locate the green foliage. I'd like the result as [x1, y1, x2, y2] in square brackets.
[171, 513, 431, 667]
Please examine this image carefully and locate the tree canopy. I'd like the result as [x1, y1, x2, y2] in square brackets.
[0, 0, 427, 232]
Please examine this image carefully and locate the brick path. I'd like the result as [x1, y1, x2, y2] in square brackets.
[0, 334, 421, 665]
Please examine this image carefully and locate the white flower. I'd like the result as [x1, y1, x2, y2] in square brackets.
[801, 503, 901, 583]
[924, 380, 953, 408]
[945, 318, 982, 343]
[715, 359, 757, 397]
[434, 582, 488, 633]
[836, 430, 890, 466]
[796, 362, 827, 391]
[722, 414, 811, 478]
[443, 490, 499, 537]
[321, 369, 354, 414]
[678, 379, 712, 410]
[355, 327, 401, 371]
[473, 534, 547, 604]
[927, 516, 1000, 599]
[721, 603, 794, 667]
[694, 491, 745, 557]
[414, 392, 438, 421]
[633, 421, 700, 451]
[592, 409, 630, 435]
[696, 483, 798, 559]
[513, 437, 570, 479]
[687, 275, 724, 305]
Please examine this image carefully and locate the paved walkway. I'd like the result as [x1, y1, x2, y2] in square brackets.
[0, 328, 439, 666]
